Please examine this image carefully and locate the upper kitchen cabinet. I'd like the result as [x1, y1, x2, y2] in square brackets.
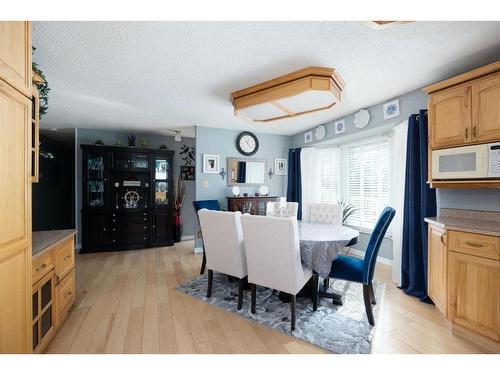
[472, 73, 500, 143]
[428, 85, 471, 148]
[0, 22, 32, 98]
[424, 60, 500, 150]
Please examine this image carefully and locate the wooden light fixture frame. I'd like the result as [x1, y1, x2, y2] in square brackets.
[230, 67, 345, 123]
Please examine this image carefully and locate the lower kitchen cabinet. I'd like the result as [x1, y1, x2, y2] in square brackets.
[32, 270, 56, 353]
[448, 251, 499, 342]
[427, 223, 500, 347]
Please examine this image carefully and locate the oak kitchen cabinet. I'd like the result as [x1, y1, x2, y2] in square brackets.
[32, 230, 77, 352]
[0, 21, 32, 353]
[425, 62, 500, 150]
[426, 216, 500, 350]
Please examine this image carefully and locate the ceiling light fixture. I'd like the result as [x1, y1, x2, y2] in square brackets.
[230, 67, 345, 123]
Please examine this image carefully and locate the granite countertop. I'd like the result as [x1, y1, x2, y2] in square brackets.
[425, 209, 500, 237]
[32, 229, 77, 257]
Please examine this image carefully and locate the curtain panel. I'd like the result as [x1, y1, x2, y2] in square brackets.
[286, 148, 302, 219]
[400, 110, 436, 302]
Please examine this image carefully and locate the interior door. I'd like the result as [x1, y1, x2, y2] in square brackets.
[0, 79, 31, 353]
[429, 85, 471, 149]
[472, 73, 500, 143]
[0, 22, 32, 97]
[448, 251, 499, 342]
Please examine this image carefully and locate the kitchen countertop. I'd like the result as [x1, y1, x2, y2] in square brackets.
[32, 229, 77, 257]
[425, 209, 500, 237]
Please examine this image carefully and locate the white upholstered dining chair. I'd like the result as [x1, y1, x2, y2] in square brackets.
[240, 215, 316, 331]
[265, 201, 299, 218]
[307, 203, 343, 225]
[198, 209, 248, 310]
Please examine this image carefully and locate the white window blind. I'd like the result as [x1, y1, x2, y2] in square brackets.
[318, 147, 341, 204]
[318, 135, 391, 233]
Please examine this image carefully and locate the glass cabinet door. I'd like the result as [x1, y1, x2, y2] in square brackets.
[131, 152, 149, 170]
[154, 157, 169, 206]
[86, 151, 106, 208]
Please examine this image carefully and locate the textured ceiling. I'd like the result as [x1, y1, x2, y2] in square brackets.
[32, 21, 500, 136]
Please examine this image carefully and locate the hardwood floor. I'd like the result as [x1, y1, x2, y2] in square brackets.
[46, 240, 488, 354]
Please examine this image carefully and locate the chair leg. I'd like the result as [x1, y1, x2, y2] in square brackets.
[207, 269, 213, 298]
[291, 294, 296, 331]
[363, 284, 375, 326]
[369, 283, 376, 305]
[251, 284, 256, 314]
[200, 249, 206, 275]
[237, 277, 245, 310]
[312, 274, 319, 312]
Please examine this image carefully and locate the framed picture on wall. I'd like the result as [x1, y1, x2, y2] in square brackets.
[181, 166, 195, 180]
[383, 99, 400, 120]
[334, 119, 346, 135]
[304, 131, 313, 143]
[274, 158, 287, 175]
[203, 154, 219, 173]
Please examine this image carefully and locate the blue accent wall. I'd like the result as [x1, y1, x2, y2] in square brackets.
[194, 126, 291, 248]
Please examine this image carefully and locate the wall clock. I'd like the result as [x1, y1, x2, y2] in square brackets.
[236, 131, 259, 156]
[315, 125, 326, 141]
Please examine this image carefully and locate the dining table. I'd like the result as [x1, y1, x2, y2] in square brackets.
[280, 221, 360, 305]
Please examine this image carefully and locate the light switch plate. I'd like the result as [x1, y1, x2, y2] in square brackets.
[203, 180, 209, 188]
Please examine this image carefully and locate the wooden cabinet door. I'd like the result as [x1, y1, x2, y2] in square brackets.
[429, 85, 471, 149]
[428, 225, 448, 315]
[0, 80, 31, 353]
[448, 251, 499, 342]
[0, 22, 32, 97]
[472, 73, 500, 143]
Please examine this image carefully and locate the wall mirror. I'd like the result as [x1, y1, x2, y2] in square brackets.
[227, 158, 267, 186]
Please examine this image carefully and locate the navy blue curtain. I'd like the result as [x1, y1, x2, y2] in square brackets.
[237, 161, 246, 183]
[286, 148, 302, 219]
[400, 110, 436, 302]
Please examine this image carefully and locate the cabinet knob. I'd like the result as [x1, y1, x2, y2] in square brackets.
[143, 237, 147, 240]
[144, 226, 147, 229]
[112, 239, 116, 243]
[103, 228, 107, 231]
[113, 228, 116, 231]
[152, 225, 156, 229]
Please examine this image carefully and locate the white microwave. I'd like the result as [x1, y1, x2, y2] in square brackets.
[432, 142, 500, 180]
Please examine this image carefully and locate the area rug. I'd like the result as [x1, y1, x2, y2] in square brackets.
[176, 273, 384, 354]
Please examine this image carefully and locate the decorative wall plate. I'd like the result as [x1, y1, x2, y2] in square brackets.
[232, 186, 240, 196]
[354, 109, 370, 129]
[259, 185, 269, 196]
[334, 119, 346, 135]
[315, 125, 326, 141]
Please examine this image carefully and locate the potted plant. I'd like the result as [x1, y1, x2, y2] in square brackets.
[173, 177, 188, 242]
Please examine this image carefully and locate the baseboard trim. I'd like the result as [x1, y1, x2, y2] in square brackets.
[194, 247, 203, 254]
[348, 248, 393, 266]
[181, 235, 194, 241]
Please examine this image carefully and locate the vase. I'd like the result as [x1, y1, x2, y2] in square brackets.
[173, 212, 183, 243]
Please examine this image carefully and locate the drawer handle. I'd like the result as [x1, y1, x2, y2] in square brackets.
[35, 263, 48, 272]
[64, 255, 71, 261]
[440, 234, 446, 246]
[465, 127, 469, 140]
[473, 126, 477, 139]
[465, 241, 484, 248]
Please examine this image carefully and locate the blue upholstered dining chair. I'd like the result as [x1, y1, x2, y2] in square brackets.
[328, 206, 396, 326]
[193, 200, 220, 275]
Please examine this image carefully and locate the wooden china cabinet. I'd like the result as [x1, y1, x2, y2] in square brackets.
[81, 145, 175, 252]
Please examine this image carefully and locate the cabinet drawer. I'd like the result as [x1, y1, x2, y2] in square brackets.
[32, 252, 54, 285]
[449, 230, 500, 260]
[55, 268, 75, 328]
[53, 238, 75, 283]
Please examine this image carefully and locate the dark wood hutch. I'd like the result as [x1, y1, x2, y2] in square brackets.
[81, 145, 174, 253]
[227, 196, 279, 216]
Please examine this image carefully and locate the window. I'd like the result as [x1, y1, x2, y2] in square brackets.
[318, 135, 391, 233]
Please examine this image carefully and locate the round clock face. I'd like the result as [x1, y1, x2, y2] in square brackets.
[236, 132, 259, 156]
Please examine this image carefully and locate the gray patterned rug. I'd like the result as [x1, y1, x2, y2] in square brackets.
[176, 273, 384, 354]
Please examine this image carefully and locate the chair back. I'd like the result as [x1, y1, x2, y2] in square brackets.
[193, 199, 220, 213]
[198, 209, 247, 278]
[308, 203, 343, 225]
[362, 206, 396, 284]
[266, 201, 299, 218]
[241, 215, 305, 295]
